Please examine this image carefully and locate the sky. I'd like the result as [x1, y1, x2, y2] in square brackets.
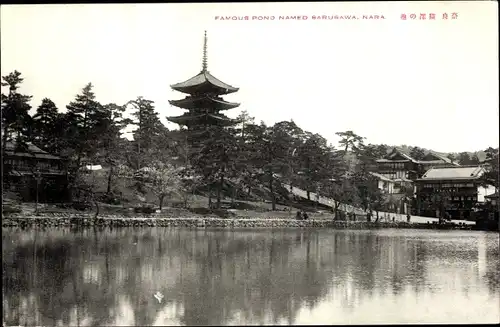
[1, 1, 498, 153]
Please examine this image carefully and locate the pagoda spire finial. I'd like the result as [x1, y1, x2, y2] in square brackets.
[202, 30, 208, 72]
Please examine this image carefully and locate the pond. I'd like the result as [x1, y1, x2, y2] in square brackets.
[2, 227, 499, 325]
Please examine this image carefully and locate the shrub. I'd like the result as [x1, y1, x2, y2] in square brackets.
[134, 206, 156, 214]
[99, 193, 121, 205]
[2, 205, 21, 214]
[72, 202, 92, 211]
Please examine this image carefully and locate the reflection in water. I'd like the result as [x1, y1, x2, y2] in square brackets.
[2, 227, 499, 325]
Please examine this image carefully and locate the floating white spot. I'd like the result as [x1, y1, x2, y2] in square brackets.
[154, 291, 164, 304]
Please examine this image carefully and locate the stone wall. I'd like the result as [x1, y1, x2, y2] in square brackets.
[2, 216, 466, 230]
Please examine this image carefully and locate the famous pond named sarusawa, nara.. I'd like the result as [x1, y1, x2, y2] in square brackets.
[2, 228, 499, 325]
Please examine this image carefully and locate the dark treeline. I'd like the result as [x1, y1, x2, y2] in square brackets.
[2, 71, 498, 217]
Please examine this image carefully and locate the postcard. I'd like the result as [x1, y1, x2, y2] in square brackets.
[2, 2, 498, 326]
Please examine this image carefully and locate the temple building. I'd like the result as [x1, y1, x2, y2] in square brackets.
[167, 31, 240, 130]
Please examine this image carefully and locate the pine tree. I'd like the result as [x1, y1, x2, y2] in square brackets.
[65, 83, 103, 170]
[125, 96, 165, 170]
[1, 71, 33, 152]
[93, 103, 128, 194]
[32, 98, 59, 152]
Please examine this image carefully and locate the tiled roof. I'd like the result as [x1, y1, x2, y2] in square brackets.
[171, 71, 239, 94]
[426, 151, 453, 164]
[383, 147, 460, 166]
[5, 141, 45, 153]
[369, 172, 393, 182]
[388, 147, 416, 162]
[418, 166, 485, 180]
[4, 142, 60, 160]
[169, 96, 240, 110]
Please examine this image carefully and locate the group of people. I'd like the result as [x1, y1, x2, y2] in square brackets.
[296, 211, 309, 220]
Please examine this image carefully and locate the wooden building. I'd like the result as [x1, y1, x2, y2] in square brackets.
[375, 147, 459, 181]
[415, 166, 496, 220]
[370, 147, 462, 215]
[3, 142, 68, 202]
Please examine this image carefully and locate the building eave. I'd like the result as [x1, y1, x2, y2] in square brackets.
[168, 96, 240, 110]
[170, 71, 239, 95]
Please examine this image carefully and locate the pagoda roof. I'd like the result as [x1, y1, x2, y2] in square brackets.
[170, 70, 239, 95]
[167, 113, 237, 126]
[169, 95, 240, 110]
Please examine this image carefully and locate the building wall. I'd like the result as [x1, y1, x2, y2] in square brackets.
[376, 161, 421, 181]
[477, 185, 496, 202]
[378, 180, 394, 194]
[3, 155, 69, 203]
[415, 179, 486, 219]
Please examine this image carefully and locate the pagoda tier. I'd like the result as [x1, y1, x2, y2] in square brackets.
[170, 70, 239, 96]
[168, 95, 240, 110]
[167, 113, 237, 127]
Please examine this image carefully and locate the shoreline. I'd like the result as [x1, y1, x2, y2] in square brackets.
[2, 215, 474, 230]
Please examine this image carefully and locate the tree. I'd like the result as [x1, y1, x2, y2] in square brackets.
[73, 169, 107, 219]
[125, 97, 166, 170]
[262, 122, 303, 210]
[409, 147, 426, 161]
[235, 110, 255, 140]
[235, 122, 267, 199]
[321, 178, 359, 220]
[190, 125, 240, 209]
[92, 103, 128, 194]
[65, 83, 103, 171]
[137, 161, 183, 210]
[295, 132, 331, 201]
[373, 144, 389, 159]
[353, 144, 387, 215]
[335, 130, 365, 154]
[447, 153, 456, 164]
[32, 98, 60, 153]
[482, 147, 499, 190]
[470, 153, 480, 165]
[1, 71, 33, 152]
[484, 147, 498, 161]
[457, 152, 473, 165]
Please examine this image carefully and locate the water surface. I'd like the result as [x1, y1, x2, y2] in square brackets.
[3, 227, 499, 325]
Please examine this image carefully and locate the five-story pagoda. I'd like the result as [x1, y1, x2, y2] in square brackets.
[167, 31, 240, 130]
